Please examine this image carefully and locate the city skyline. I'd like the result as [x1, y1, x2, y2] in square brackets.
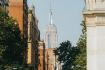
[28, 0, 84, 46]
[0, 0, 86, 70]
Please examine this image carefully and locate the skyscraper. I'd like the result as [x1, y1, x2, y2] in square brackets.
[45, 4, 57, 48]
[44, 1, 59, 70]
[45, 24, 57, 48]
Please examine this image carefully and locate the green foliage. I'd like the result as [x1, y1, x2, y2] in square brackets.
[54, 41, 79, 70]
[0, 11, 25, 66]
[74, 21, 86, 70]
[54, 21, 87, 70]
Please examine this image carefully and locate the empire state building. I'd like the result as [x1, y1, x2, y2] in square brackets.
[45, 7, 57, 48]
[44, 2, 61, 70]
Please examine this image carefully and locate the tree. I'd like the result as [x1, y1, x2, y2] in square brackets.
[54, 21, 86, 70]
[74, 21, 86, 70]
[54, 41, 79, 70]
[0, 11, 25, 66]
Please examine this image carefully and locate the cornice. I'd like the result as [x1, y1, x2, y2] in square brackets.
[96, 22, 105, 26]
[84, 10, 105, 26]
[86, 22, 105, 27]
[83, 10, 105, 15]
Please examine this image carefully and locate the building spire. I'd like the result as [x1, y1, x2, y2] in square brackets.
[49, 0, 53, 24]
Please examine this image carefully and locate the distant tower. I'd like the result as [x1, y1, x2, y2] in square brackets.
[45, 0, 57, 48]
[83, 0, 105, 70]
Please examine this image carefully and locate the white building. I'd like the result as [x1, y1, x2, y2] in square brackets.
[83, 0, 105, 70]
[45, 23, 57, 48]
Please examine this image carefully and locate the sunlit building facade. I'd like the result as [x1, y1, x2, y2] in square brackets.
[7, 0, 28, 64]
[38, 41, 45, 70]
[27, 6, 40, 70]
[84, 0, 105, 70]
[8, 0, 28, 35]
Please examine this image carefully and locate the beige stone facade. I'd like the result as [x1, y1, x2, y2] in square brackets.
[38, 41, 45, 70]
[83, 0, 105, 70]
[27, 6, 40, 70]
[38, 43, 61, 70]
[38, 45, 57, 70]
[45, 48, 55, 70]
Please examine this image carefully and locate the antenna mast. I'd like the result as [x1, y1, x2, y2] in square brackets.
[50, 0, 53, 24]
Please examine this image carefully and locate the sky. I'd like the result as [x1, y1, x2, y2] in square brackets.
[28, 0, 84, 46]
